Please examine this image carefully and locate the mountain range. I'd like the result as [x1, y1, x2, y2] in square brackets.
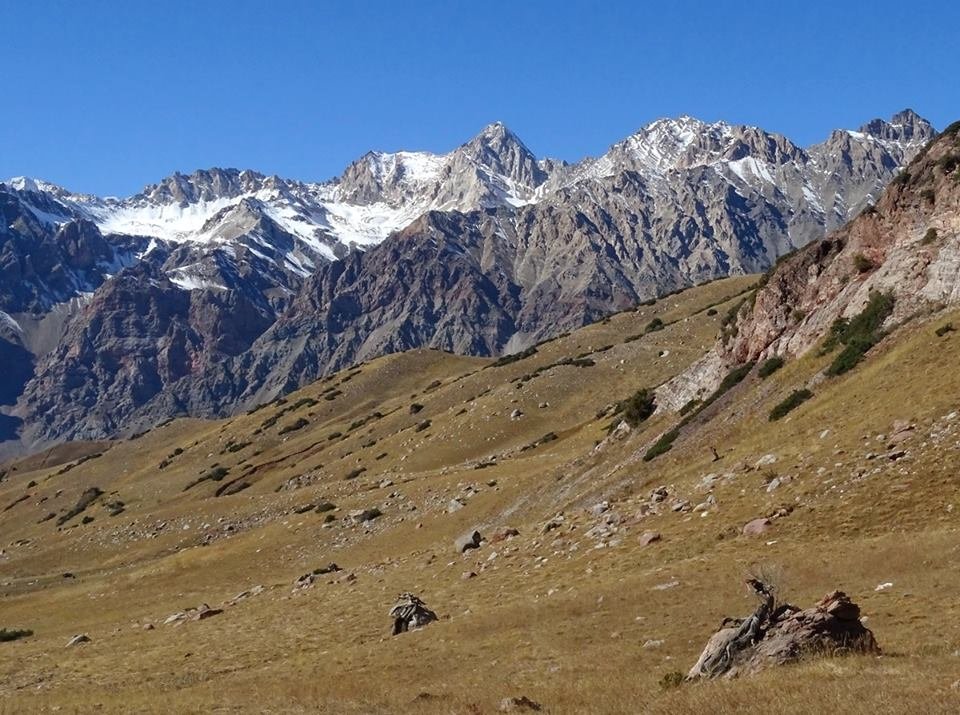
[0, 109, 936, 451]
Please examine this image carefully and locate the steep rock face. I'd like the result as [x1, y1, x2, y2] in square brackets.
[0, 189, 142, 315]
[19, 262, 273, 442]
[728, 123, 959, 363]
[660, 122, 959, 410]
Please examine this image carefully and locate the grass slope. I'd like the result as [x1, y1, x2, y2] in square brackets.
[1, 275, 959, 713]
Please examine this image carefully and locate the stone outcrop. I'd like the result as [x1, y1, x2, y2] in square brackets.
[688, 582, 879, 679]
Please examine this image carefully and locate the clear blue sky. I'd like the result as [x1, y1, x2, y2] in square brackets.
[2, 0, 956, 196]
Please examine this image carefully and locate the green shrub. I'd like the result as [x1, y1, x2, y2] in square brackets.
[922, 228, 939, 245]
[706, 308, 718, 316]
[823, 291, 895, 376]
[643, 428, 679, 462]
[487, 346, 538, 368]
[769, 389, 814, 421]
[853, 253, 874, 273]
[279, 418, 309, 435]
[758, 356, 785, 378]
[619, 389, 656, 427]
[935, 323, 955, 337]
[0, 628, 32, 643]
[920, 188, 936, 204]
[936, 153, 959, 174]
[644, 317, 665, 333]
[892, 170, 910, 185]
[415, 419, 432, 433]
[56, 487, 104, 525]
[678, 399, 700, 416]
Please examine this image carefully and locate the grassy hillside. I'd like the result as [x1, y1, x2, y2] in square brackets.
[1, 273, 959, 713]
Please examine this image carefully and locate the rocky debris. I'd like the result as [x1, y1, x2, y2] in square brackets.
[742, 518, 772, 536]
[638, 531, 662, 546]
[349, 508, 383, 523]
[499, 695, 542, 712]
[755, 454, 778, 468]
[653, 580, 680, 591]
[163, 603, 224, 626]
[887, 420, 915, 447]
[490, 526, 520, 543]
[65, 634, 91, 647]
[688, 582, 879, 679]
[510, 409, 524, 420]
[194, 605, 224, 621]
[461, 571, 477, 580]
[389, 592, 438, 635]
[588, 501, 610, 516]
[455, 530, 484, 553]
[541, 514, 564, 533]
[447, 498, 465, 513]
[294, 564, 342, 590]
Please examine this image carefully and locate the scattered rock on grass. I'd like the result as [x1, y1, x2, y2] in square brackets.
[499, 695, 542, 712]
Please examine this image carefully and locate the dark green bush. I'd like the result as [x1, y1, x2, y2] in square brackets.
[415, 419, 431, 433]
[279, 418, 309, 435]
[758, 356, 785, 378]
[823, 291, 895, 376]
[487, 346, 537, 368]
[935, 323, 955, 337]
[644, 317, 665, 333]
[643, 428, 679, 462]
[853, 253, 874, 273]
[706, 308, 718, 316]
[0, 628, 32, 643]
[769, 389, 814, 421]
[619, 389, 656, 427]
[922, 228, 939, 245]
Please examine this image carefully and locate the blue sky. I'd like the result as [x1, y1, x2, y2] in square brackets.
[2, 0, 957, 196]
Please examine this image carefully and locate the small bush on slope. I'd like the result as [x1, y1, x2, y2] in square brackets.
[769, 389, 814, 421]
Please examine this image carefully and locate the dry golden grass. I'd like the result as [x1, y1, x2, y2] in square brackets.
[2, 275, 960, 713]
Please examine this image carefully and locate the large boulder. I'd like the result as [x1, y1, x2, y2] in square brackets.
[688, 586, 878, 679]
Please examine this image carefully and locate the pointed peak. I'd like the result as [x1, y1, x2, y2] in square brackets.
[858, 109, 935, 144]
[467, 121, 528, 152]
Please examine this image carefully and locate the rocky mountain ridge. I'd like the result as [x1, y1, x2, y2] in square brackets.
[0, 110, 938, 449]
[659, 119, 960, 410]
